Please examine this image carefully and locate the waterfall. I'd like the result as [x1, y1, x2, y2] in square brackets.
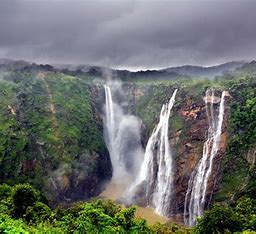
[184, 90, 226, 226]
[103, 84, 143, 183]
[104, 85, 123, 180]
[131, 89, 178, 216]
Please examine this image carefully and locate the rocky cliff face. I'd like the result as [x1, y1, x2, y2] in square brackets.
[0, 70, 112, 205]
[173, 92, 230, 217]
[119, 84, 231, 220]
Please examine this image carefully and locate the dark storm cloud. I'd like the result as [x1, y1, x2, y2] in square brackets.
[0, 0, 256, 70]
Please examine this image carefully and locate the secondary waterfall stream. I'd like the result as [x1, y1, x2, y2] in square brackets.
[184, 90, 226, 226]
[131, 89, 178, 216]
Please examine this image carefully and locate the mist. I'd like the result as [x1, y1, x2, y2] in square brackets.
[103, 80, 144, 186]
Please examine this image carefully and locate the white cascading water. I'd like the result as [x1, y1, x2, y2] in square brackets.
[103, 84, 143, 183]
[131, 89, 178, 216]
[104, 85, 121, 180]
[184, 90, 226, 226]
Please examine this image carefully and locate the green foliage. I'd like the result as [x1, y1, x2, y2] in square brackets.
[194, 197, 256, 234]
[62, 199, 151, 233]
[0, 213, 29, 234]
[135, 85, 180, 138]
[11, 183, 41, 218]
[228, 85, 256, 156]
[0, 183, 193, 233]
[0, 81, 29, 183]
[28, 223, 64, 234]
[170, 115, 184, 132]
[235, 197, 256, 231]
[135, 85, 167, 135]
[70, 203, 118, 233]
[0, 71, 109, 202]
[91, 199, 122, 217]
[25, 202, 52, 223]
[0, 184, 13, 214]
[241, 231, 256, 234]
[151, 222, 191, 233]
[215, 75, 256, 201]
[194, 204, 243, 234]
[0, 183, 12, 200]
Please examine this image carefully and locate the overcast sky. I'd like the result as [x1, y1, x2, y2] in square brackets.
[0, 0, 256, 70]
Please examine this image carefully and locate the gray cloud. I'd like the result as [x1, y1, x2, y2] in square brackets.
[0, 0, 256, 70]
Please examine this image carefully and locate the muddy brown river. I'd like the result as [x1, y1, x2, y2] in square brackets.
[100, 182, 168, 224]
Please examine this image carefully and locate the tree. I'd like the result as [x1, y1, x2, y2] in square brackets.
[194, 204, 243, 234]
[11, 184, 41, 218]
[25, 202, 52, 223]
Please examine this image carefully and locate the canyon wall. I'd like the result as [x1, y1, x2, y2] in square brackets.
[0, 66, 255, 217]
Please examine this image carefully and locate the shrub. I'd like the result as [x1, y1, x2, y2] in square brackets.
[25, 201, 52, 223]
[0, 213, 28, 234]
[0, 184, 12, 200]
[151, 222, 191, 233]
[194, 204, 243, 234]
[11, 183, 41, 218]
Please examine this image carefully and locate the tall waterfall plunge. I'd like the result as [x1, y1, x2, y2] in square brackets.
[184, 90, 226, 226]
[130, 89, 178, 216]
[103, 84, 144, 184]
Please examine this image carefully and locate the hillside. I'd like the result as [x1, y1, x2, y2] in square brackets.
[56, 61, 245, 81]
[0, 59, 245, 81]
[0, 59, 255, 233]
[0, 67, 111, 204]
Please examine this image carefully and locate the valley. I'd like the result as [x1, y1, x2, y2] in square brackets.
[0, 59, 255, 233]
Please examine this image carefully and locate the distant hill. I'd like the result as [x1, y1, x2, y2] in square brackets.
[161, 61, 245, 78]
[49, 63, 187, 81]
[0, 58, 249, 80]
[0, 58, 31, 70]
[236, 60, 256, 73]
[54, 61, 246, 80]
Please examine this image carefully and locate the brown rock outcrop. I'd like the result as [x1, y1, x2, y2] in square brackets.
[172, 93, 230, 215]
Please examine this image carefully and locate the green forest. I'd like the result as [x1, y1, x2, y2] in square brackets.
[0, 61, 255, 233]
[0, 183, 255, 233]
